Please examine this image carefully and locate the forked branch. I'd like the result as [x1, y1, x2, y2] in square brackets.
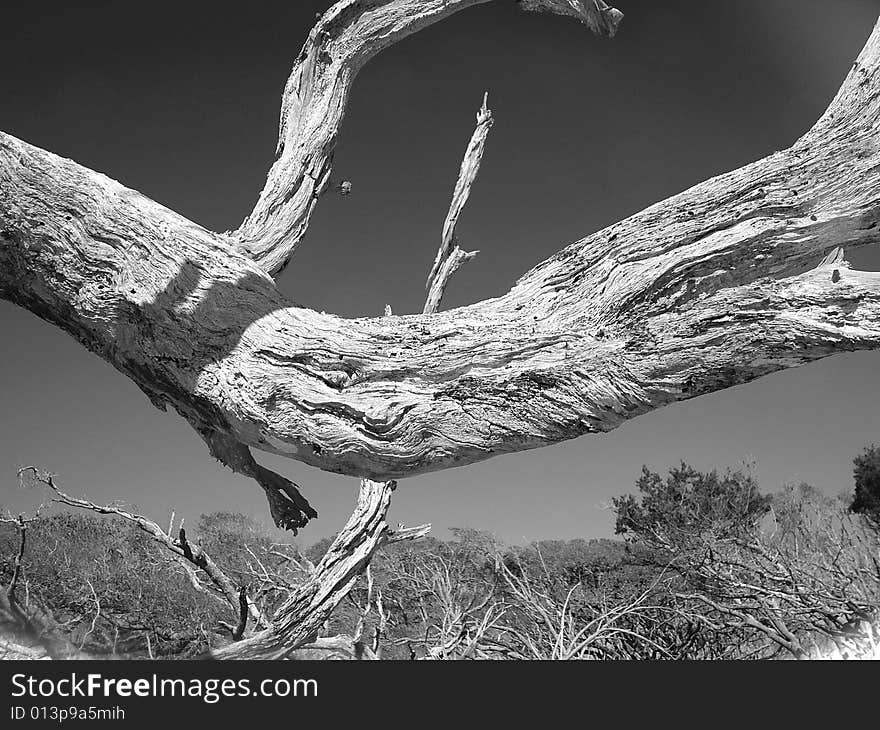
[213, 479, 429, 659]
[2, 7, 880, 487]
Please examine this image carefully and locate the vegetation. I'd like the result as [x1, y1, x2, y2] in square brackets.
[2, 454, 879, 660]
[852, 445, 880, 528]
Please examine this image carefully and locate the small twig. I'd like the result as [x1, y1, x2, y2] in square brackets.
[353, 565, 374, 643]
[8, 515, 27, 601]
[78, 579, 100, 651]
[372, 588, 388, 658]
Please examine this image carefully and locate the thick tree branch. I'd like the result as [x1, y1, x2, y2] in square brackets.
[232, 0, 622, 275]
[1, 12, 880, 487]
[424, 93, 492, 314]
[212, 479, 429, 659]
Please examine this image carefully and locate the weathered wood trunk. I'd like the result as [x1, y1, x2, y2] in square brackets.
[1, 1, 879, 495]
[3, 0, 880, 660]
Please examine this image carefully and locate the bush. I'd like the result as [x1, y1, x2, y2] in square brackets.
[613, 463, 880, 659]
[613, 462, 772, 549]
[851, 444, 880, 527]
[0, 512, 223, 657]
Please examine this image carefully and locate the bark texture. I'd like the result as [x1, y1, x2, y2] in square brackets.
[233, 0, 622, 275]
[212, 479, 428, 659]
[2, 4, 880, 490]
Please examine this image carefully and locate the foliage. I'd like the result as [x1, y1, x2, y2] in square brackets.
[613, 462, 772, 548]
[0, 512, 222, 657]
[3, 456, 879, 660]
[613, 465, 880, 659]
[851, 444, 880, 527]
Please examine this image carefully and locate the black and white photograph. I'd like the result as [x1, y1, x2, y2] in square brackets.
[1, 0, 879, 700]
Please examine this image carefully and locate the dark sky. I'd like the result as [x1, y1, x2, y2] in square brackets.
[1, 0, 879, 546]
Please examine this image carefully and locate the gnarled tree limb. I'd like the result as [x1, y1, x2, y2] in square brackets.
[2, 7, 880, 492]
[233, 0, 622, 275]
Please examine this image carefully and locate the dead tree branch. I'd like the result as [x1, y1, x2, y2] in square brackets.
[218, 586, 251, 641]
[424, 92, 492, 314]
[1, 2, 880, 542]
[0, 512, 35, 628]
[213, 479, 429, 659]
[19, 467, 271, 633]
[5, 9, 880, 484]
[199, 429, 316, 533]
[0, 508, 70, 658]
[0, 0, 629, 497]
[234, 0, 622, 275]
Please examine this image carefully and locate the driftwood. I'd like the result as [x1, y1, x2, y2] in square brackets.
[2, 3, 878, 498]
[2, 1, 880, 657]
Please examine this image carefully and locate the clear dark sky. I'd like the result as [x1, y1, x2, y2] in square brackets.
[1, 1, 878, 545]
